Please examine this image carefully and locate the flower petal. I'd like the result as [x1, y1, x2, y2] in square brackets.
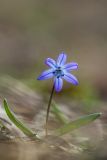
[37, 69, 54, 80]
[63, 72, 79, 85]
[63, 62, 78, 71]
[57, 52, 67, 66]
[54, 77, 63, 92]
[45, 58, 56, 68]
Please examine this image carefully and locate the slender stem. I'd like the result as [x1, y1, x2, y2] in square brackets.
[46, 84, 54, 136]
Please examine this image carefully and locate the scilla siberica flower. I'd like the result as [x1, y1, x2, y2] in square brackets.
[37, 52, 79, 92]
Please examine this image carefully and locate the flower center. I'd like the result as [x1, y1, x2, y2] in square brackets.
[53, 67, 64, 78]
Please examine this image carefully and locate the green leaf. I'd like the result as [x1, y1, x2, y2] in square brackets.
[52, 102, 68, 125]
[55, 112, 102, 136]
[3, 99, 39, 139]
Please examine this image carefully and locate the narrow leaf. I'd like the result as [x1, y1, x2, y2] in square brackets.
[55, 113, 102, 136]
[52, 102, 68, 124]
[3, 99, 39, 139]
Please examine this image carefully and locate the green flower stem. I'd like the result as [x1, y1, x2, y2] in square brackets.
[46, 85, 54, 136]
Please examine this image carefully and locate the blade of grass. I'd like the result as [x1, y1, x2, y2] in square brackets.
[3, 99, 39, 139]
[52, 102, 68, 125]
[54, 112, 102, 136]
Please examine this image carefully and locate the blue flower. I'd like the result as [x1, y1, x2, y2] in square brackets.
[37, 52, 79, 92]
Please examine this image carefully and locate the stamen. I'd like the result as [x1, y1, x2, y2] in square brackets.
[53, 67, 64, 78]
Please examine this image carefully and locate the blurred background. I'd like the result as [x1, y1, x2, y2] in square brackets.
[0, 0, 107, 160]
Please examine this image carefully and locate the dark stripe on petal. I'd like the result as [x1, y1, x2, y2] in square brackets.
[63, 72, 79, 85]
[45, 58, 56, 69]
[57, 52, 67, 66]
[63, 62, 78, 71]
[54, 77, 63, 92]
[37, 69, 54, 80]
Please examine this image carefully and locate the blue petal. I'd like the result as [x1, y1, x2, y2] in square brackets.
[63, 62, 78, 71]
[54, 77, 63, 92]
[57, 52, 67, 66]
[45, 58, 56, 68]
[37, 69, 54, 80]
[63, 72, 79, 85]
